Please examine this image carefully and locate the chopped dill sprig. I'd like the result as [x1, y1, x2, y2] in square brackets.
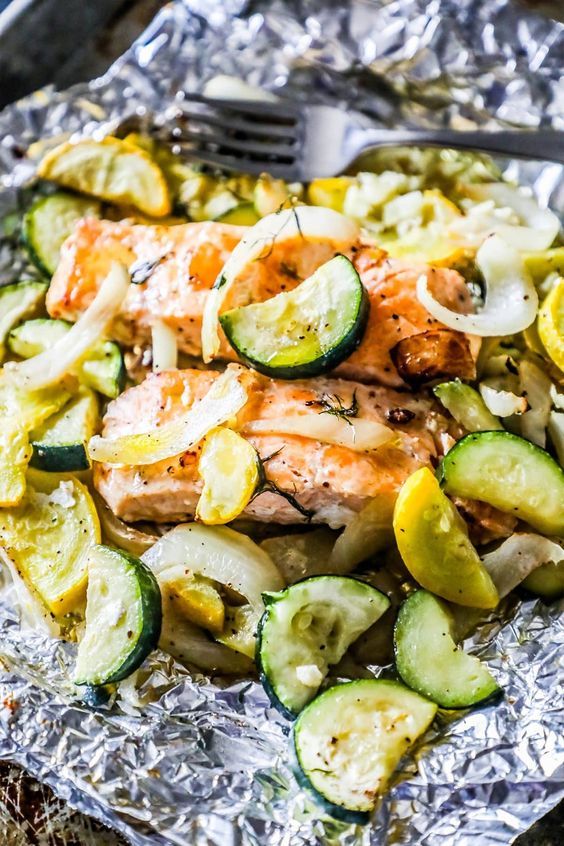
[305, 391, 359, 426]
[252, 447, 314, 521]
[257, 479, 314, 521]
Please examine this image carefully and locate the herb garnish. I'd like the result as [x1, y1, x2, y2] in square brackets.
[305, 391, 359, 426]
[251, 447, 314, 521]
[130, 255, 166, 285]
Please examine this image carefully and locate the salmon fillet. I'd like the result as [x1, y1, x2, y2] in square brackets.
[47, 218, 475, 387]
[94, 367, 450, 527]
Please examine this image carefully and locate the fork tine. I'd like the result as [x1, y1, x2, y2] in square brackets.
[177, 107, 298, 140]
[177, 146, 301, 180]
[186, 93, 300, 122]
[179, 127, 297, 161]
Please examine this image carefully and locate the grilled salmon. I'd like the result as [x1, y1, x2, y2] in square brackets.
[94, 367, 451, 526]
[47, 217, 476, 387]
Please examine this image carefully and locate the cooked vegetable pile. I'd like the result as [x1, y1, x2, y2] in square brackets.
[0, 131, 562, 822]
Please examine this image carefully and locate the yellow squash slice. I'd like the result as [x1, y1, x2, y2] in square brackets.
[393, 467, 499, 609]
[196, 427, 261, 525]
[538, 277, 564, 372]
[0, 470, 100, 616]
[0, 378, 72, 505]
[38, 137, 171, 217]
[167, 574, 225, 633]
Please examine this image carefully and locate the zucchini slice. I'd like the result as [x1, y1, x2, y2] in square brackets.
[438, 431, 564, 537]
[257, 576, 390, 717]
[37, 137, 171, 218]
[30, 388, 99, 472]
[196, 427, 261, 524]
[394, 590, 499, 709]
[0, 280, 47, 360]
[22, 192, 100, 276]
[8, 318, 125, 398]
[393, 467, 499, 609]
[74, 545, 162, 686]
[293, 679, 436, 823]
[0, 470, 100, 616]
[433, 380, 503, 432]
[219, 255, 369, 379]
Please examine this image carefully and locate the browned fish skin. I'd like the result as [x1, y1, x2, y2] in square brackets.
[47, 218, 475, 387]
[93, 367, 451, 527]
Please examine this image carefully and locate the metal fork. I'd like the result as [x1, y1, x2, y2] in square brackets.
[163, 95, 564, 180]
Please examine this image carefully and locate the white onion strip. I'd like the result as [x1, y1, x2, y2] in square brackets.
[329, 493, 395, 574]
[482, 533, 564, 598]
[151, 319, 178, 372]
[88, 366, 249, 466]
[479, 384, 528, 417]
[548, 411, 564, 467]
[243, 414, 394, 452]
[143, 523, 284, 607]
[143, 523, 284, 659]
[5, 262, 130, 390]
[92, 490, 158, 556]
[201, 206, 360, 362]
[464, 183, 560, 252]
[417, 234, 538, 337]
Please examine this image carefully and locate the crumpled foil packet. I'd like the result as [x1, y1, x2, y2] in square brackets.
[0, 1, 562, 843]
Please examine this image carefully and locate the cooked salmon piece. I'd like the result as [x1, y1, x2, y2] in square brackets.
[94, 367, 451, 527]
[47, 218, 475, 387]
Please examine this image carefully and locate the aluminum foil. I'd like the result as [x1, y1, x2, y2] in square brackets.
[0, 1, 563, 843]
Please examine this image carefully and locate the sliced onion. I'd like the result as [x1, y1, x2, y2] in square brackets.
[550, 385, 564, 411]
[92, 490, 158, 556]
[142, 523, 284, 658]
[143, 523, 284, 606]
[482, 533, 564, 598]
[151, 319, 178, 372]
[5, 262, 130, 390]
[329, 493, 395, 574]
[201, 206, 360, 362]
[548, 411, 564, 466]
[260, 528, 338, 584]
[88, 365, 249, 466]
[463, 183, 560, 252]
[0, 548, 60, 637]
[417, 234, 538, 337]
[519, 359, 552, 447]
[243, 414, 394, 452]
[479, 383, 528, 417]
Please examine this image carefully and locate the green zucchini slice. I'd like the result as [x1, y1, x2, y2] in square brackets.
[30, 388, 99, 472]
[433, 380, 503, 432]
[257, 576, 390, 717]
[438, 431, 564, 536]
[8, 318, 124, 398]
[293, 679, 436, 823]
[394, 590, 500, 709]
[74, 545, 162, 686]
[23, 192, 100, 276]
[219, 254, 369, 379]
[0, 280, 47, 361]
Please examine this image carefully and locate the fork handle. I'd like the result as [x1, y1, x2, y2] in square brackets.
[351, 127, 564, 166]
